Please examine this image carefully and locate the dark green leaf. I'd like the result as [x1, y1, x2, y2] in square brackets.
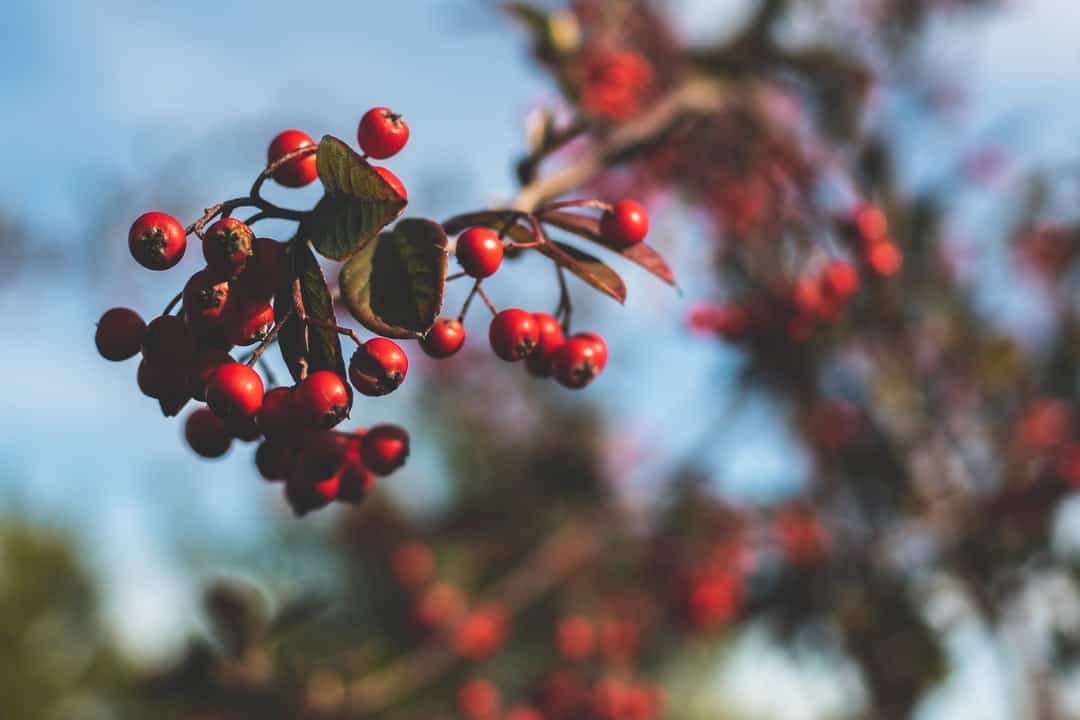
[540, 210, 677, 286]
[299, 135, 407, 261]
[339, 218, 448, 338]
[535, 240, 626, 304]
[275, 242, 344, 383]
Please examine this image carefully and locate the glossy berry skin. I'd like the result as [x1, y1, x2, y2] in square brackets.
[267, 129, 318, 188]
[96, 308, 146, 361]
[600, 199, 649, 248]
[525, 312, 565, 378]
[129, 211, 186, 270]
[574, 331, 608, 371]
[360, 424, 409, 476]
[182, 269, 230, 330]
[202, 218, 255, 279]
[357, 107, 409, 159]
[489, 309, 539, 362]
[295, 370, 351, 430]
[553, 336, 602, 389]
[185, 408, 231, 459]
[372, 165, 407, 201]
[142, 314, 195, 368]
[255, 440, 297, 481]
[255, 386, 297, 440]
[205, 362, 264, 419]
[234, 237, 290, 299]
[187, 348, 233, 401]
[223, 294, 275, 346]
[421, 317, 465, 358]
[456, 227, 504, 278]
[349, 337, 409, 396]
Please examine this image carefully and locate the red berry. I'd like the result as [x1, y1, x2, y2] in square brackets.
[556, 616, 596, 661]
[453, 605, 508, 660]
[525, 312, 565, 377]
[202, 218, 255, 278]
[600, 199, 649, 248]
[255, 440, 298, 481]
[267, 129, 318, 188]
[256, 386, 297, 440]
[357, 107, 409, 159]
[337, 440, 375, 504]
[284, 475, 338, 517]
[489, 308, 538, 362]
[185, 408, 231, 459]
[421, 317, 465, 358]
[574, 331, 608, 371]
[295, 370, 351, 430]
[187, 348, 233, 401]
[349, 337, 409, 396]
[182, 269, 230, 330]
[506, 707, 544, 720]
[235, 237, 291, 299]
[96, 308, 146, 361]
[553, 336, 602, 389]
[137, 359, 186, 401]
[867, 241, 902, 277]
[457, 678, 500, 720]
[360, 424, 409, 476]
[205, 362, 264, 419]
[822, 260, 859, 300]
[298, 431, 348, 484]
[391, 543, 434, 589]
[372, 165, 407, 201]
[223, 293, 275, 346]
[456, 227, 504, 278]
[142, 314, 195, 368]
[129, 211, 186, 270]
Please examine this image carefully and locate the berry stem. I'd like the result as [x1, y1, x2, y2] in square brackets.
[445, 271, 468, 282]
[162, 290, 182, 316]
[476, 285, 498, 317]
[555, 266, 572, 334]
[458, 280, 481, 322]
[245, 305, 293, 368]
[250, 145, 319, 202]
[539, 199, 613, 213]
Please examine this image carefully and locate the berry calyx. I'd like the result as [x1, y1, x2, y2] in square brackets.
[96, 307, 146, 361]
[256, 386, 297, 440]
[349, 337, 409, 396]
[205, 362, 264, 419]
[222, 293, 275, 346]
[295, 370, 351, 430]
[128, 211, 186, 270]
[187, 347, 233, 401]
[421, 317, 465, 358]
[525, 311, 565, 378]
[553, 335, 603, 389]
[185, 407, 232, 458]
[600, 199, 649, 248]
[489, 308, 539, 362]
[372, 165, 407, 201]
[267, 129, 318, 188]
[202, 218, 255, 279]
[142, 314, 195, 368]
[357, 107, 409, 159]
[456, 227, 504, 278]
[182, 269, 230, 330]
[360, 424, 410, 476]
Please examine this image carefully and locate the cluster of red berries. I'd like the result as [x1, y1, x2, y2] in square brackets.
[688, 203, 902, 343]
[96, 107, 415, 516]
[420, 200, 650, 389]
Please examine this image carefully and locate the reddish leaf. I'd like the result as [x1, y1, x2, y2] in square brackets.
[535, 240, 626, 304]
[540, 209, 676, 286]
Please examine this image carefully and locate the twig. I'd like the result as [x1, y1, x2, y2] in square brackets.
[476, 285, 498, 316]
[305, 318, 364, 347]
[163, 291, 183, 316]
[555, 266, 572, 333]
[458, 280, 482, 322]
[245, 306, 293, 368]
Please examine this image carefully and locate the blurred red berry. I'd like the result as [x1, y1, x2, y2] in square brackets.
[142, 314, 195, 368]
[185, 407, 231, 459]
[96, 308, 146, 361]
[360, 424, 410, 476]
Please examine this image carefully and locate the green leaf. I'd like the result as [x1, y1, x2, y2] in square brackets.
[540, 210, 677, 286]
[535, 239, 626, 304]
[339, 218, 448, 339]
[299, 135, 407, 261]
[275, 242, 345, 383]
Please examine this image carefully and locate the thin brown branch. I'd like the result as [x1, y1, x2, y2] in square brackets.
[476, 285, 498, 316]
[245, 305, 293, 368]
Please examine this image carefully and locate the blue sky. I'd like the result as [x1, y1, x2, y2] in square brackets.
[3, 0, 1080, 716]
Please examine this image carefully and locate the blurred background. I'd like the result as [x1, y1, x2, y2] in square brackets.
[5, 0, 1080, 718]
